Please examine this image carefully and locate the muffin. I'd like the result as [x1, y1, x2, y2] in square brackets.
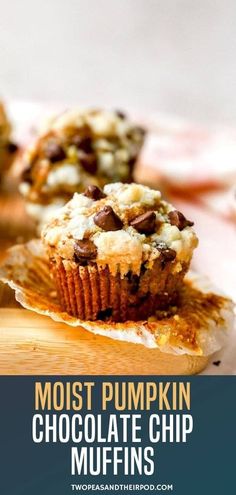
[42, 182, 198, 322]
[19, 108, 145, 226]
[0, 101, 18, 182]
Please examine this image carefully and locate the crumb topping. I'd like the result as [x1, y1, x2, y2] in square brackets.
[42, 183, 198, 276]
[20, 108, 145, 205]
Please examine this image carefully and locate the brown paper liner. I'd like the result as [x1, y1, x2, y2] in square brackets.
[50, 251, 189, 322]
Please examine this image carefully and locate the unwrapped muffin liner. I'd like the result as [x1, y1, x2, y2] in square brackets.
[0, 239, 234, 357]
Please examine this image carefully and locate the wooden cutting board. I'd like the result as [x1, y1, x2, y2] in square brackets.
[0, 190, 208, 375]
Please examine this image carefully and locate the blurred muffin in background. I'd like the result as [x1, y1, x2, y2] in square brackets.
[19, 108, 145, 228]
[0, 101, 18, 184]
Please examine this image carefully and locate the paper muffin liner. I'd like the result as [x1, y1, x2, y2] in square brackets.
[48, 250, 189, 322]
[0, 239, 234, 357]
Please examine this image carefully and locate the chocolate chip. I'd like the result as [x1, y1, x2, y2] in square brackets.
[84, 185, 106, 200]
[79, 152, 97, 175]
[168, 210, 194, 231]
[22, 166, 33, 184]
[74, 239, 97, 261]
[44, 141, 66, 162]
[161, 249, 176, 262]
[7, 142, 18, 153]
[127, 157, 136, 172]
[97, 308, 113, 320]
[116, 110, 126, 119]
[130, 211, 156, 235]
[94, 205, 123, 231]
[72, 135, 93, 153]
[155, 241, 176, 262]
[213, 360, 221, 367]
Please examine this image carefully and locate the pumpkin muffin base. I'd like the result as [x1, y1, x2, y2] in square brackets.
[50, 251, 189, 322]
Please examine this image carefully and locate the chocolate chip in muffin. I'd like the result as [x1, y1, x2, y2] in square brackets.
[79, 152, 97, 175]
[74, 239, 97, 261]
[97, 308, 113, 320]
[7, 142, 18, 153]
[130, 211, 156, 235]
[44, 141, 66, 163]
[22, 166, 33, 184]
[168, 210, 194, 231]
[72, 135, 93, 153]
[155, 241, 176, 262]
[161, 248, 177, 262]
[116, 110, 126, 119]
[128, 157, 136, 169]
[94, 205, 123, 231]
[84, 185, 106, 200]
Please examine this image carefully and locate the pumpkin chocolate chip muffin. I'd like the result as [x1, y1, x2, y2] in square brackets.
[0, 101, 18, 183]
[42, 183, 198, 322]
[19, 108, 145, 227]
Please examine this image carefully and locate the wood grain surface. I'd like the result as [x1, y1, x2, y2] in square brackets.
[0, 190, 208, 375]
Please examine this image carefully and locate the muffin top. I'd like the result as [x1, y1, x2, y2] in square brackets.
[42, 183, 198, 276]
[20, 108, 145, 205]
